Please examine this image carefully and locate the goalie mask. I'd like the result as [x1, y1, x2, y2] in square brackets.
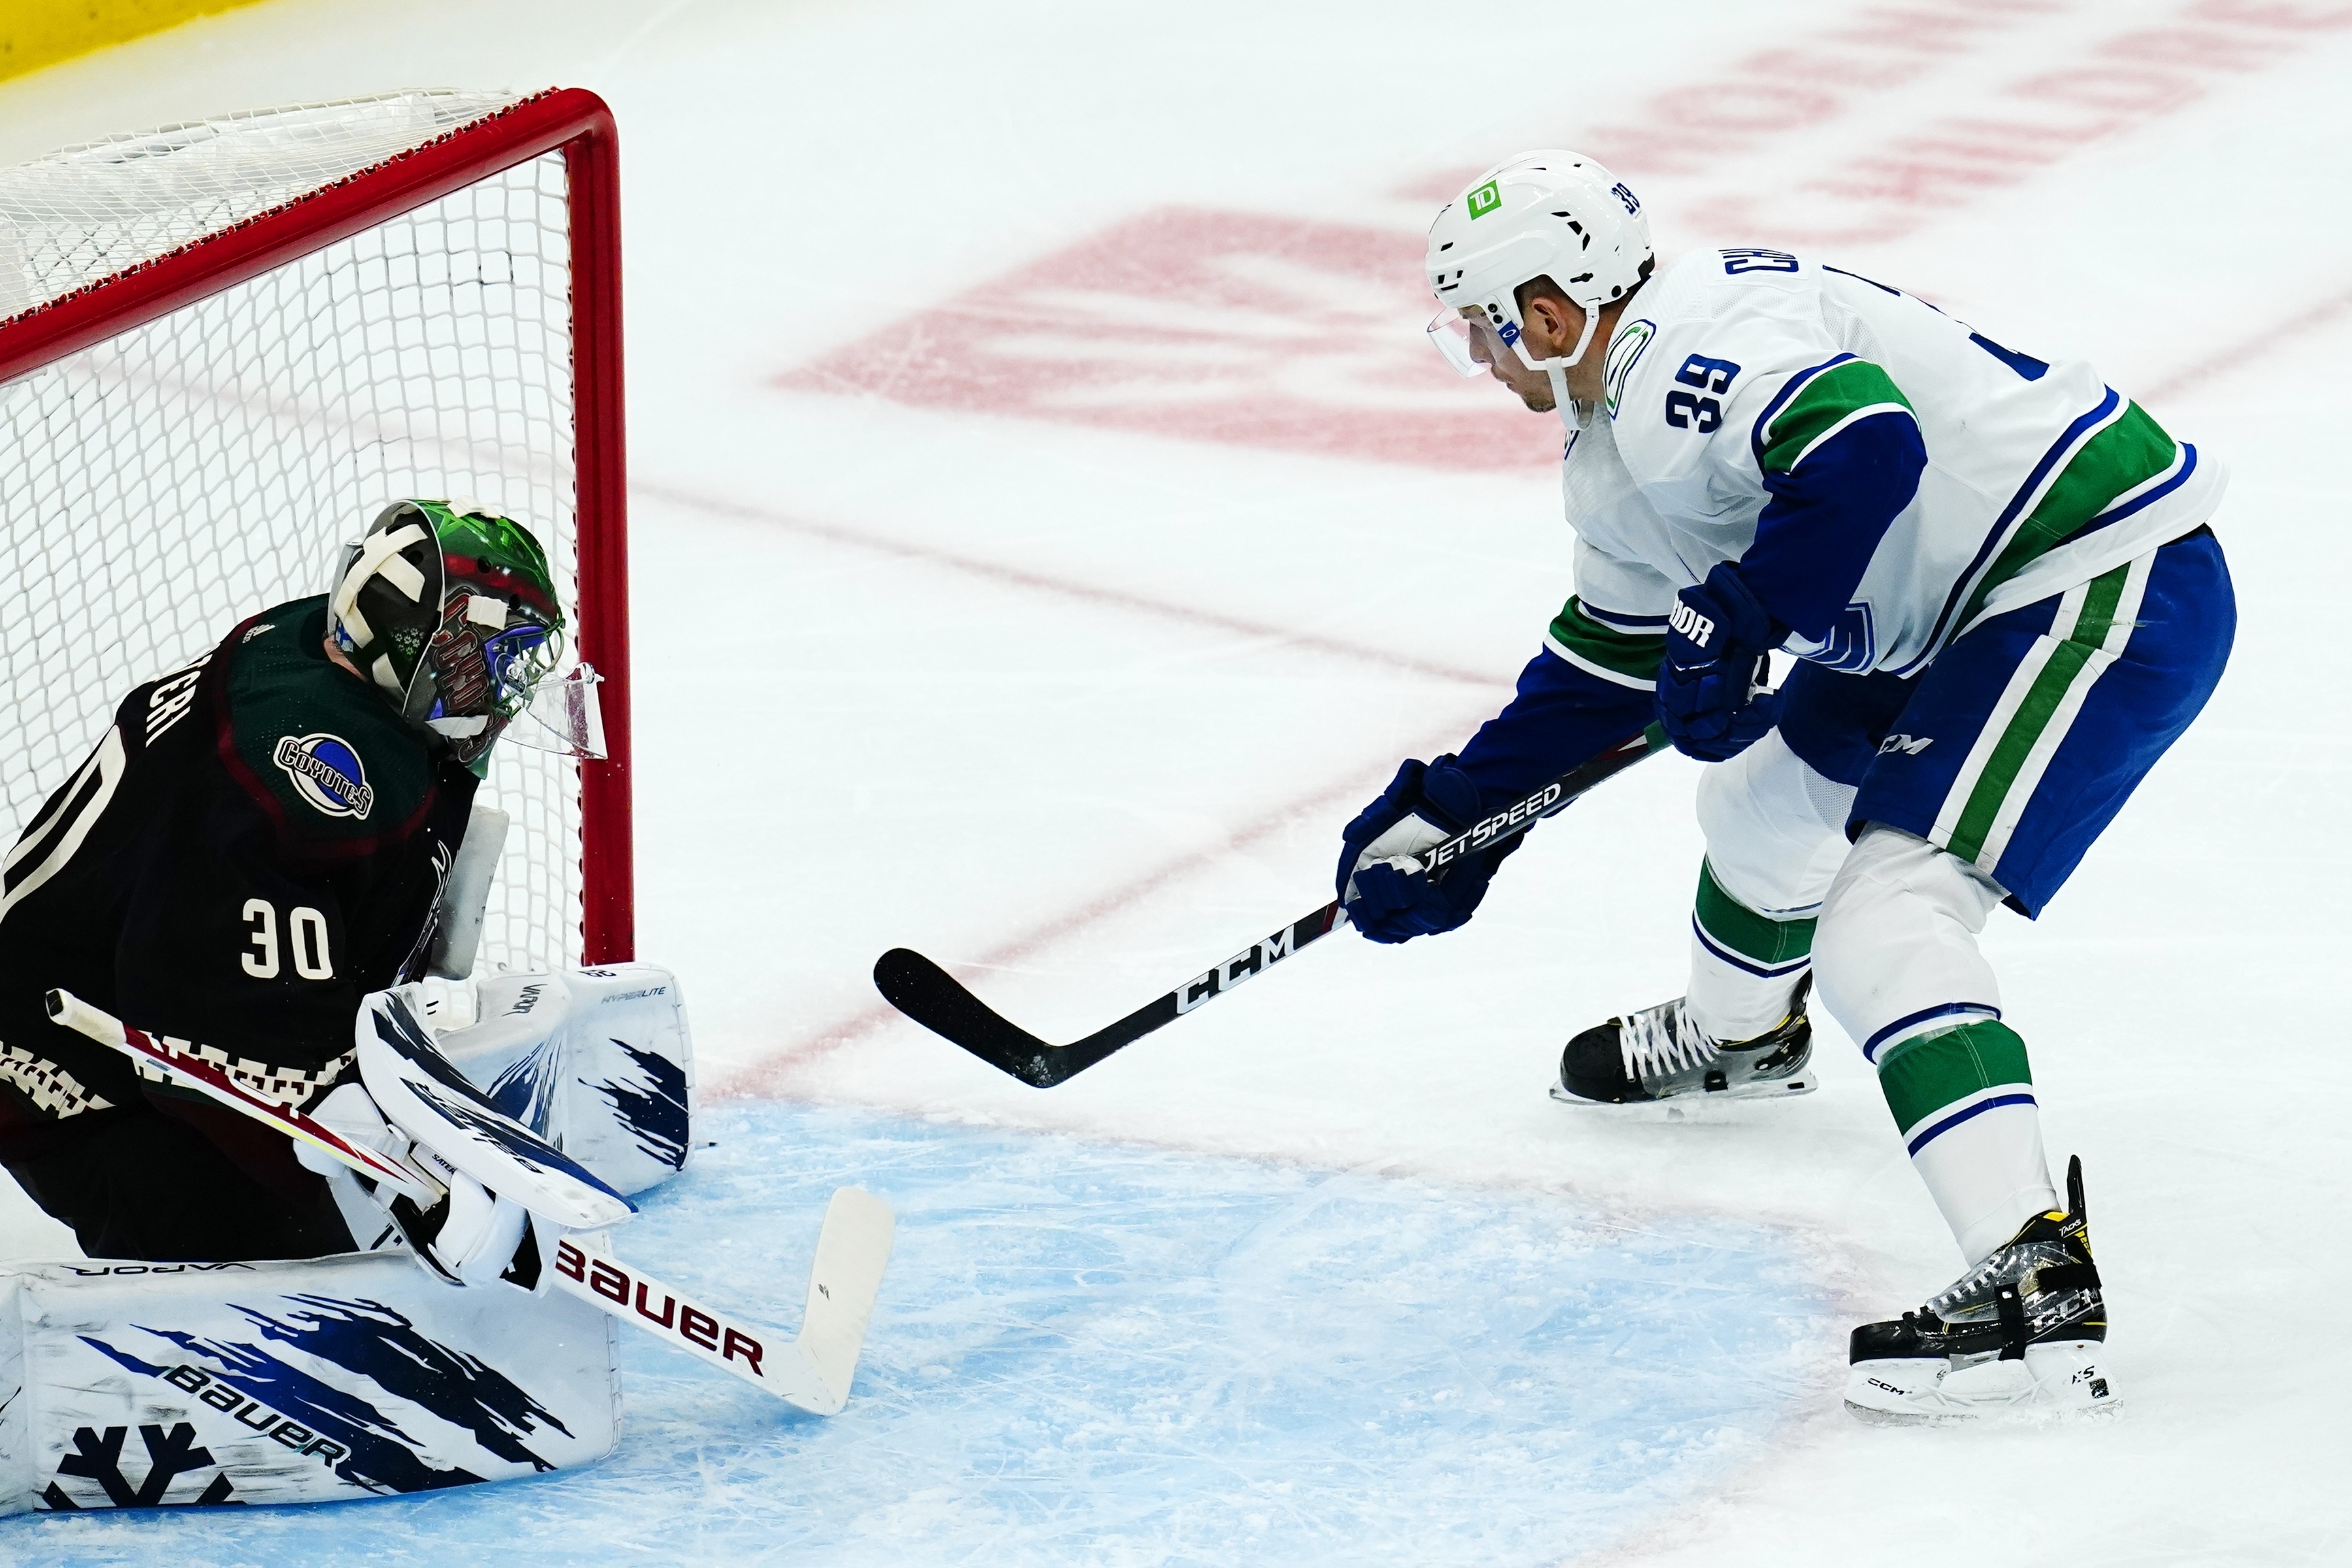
[327, 500, 581, 769]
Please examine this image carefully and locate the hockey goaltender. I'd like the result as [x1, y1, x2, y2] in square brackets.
[0, 500, 771, 1513]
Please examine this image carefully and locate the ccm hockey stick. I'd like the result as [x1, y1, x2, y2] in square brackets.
[47, 988, 894, 1416]
[875, 724, 1669, 1088]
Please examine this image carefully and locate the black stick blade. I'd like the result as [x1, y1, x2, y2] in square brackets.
[873, 947, 1069, 1087]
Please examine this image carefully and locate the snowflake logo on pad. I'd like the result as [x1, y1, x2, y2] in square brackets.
[272, 733, 374, 819]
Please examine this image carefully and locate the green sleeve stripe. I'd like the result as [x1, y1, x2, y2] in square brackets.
[1693, 859, 1816, 966]
[1544, 598, 1662, 688]
[1876, 1021, 2033, 1136]
[1757, 360, 1916, 474]
[1947, 400, 2180, 635]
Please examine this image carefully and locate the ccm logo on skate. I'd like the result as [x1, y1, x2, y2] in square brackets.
[1176, 926, 1301, 1015]
[161, 1364, 350, 1466]
[553, 1240, 764, 1376]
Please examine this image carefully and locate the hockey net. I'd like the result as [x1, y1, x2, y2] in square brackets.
[0, 89, 631, 975]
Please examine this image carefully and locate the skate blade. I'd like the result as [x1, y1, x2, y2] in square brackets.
[1548, 1077, 1816, 1110]
[1844, 1343, 2117, 1425]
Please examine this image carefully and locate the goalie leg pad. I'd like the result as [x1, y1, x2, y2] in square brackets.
[0, 1250, 619, 1516]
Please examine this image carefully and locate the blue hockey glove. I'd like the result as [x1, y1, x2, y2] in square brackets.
[1657, 563, 1784, 762]
[1335, 755, 1524, 944]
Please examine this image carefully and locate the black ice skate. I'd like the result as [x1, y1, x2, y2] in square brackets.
[1550, 975, 1814, 1105]
[1844, 1155, 2115, 1423]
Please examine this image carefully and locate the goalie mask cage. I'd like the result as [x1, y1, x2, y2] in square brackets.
[0, 88, 631, 973]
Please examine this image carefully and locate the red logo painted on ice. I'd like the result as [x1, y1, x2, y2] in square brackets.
[776, 207, 1559, 470]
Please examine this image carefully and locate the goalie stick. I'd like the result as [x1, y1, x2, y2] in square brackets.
[875, 725, 1669, 1088]
[45, 988, 894, 1416]
[45, 988, 441, 1204]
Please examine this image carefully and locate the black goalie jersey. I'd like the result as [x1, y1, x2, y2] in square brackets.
[0, 596, 478, 1245]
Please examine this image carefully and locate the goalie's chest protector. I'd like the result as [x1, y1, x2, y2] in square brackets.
[0, 597, 478, 1124]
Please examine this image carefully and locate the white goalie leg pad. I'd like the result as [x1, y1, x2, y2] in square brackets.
[0, 1252, 619, 1516]
[1686, 730, 1853, 1041]
[425, 963, 694, 1199]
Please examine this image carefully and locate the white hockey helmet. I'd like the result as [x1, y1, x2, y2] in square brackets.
[1424, 151, 1653, 416]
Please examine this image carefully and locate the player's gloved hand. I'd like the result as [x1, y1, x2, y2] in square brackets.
[1335, 755, 1525, 944]
[1656, 562, 1784, 762]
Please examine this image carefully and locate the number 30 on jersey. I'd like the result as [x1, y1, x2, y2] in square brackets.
[242, 898, 334, 980]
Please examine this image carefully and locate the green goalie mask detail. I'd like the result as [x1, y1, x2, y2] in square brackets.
[327, 500, 566, 767]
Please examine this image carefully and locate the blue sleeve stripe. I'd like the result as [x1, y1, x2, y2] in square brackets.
[1895, 387, 2123, 676]
[1747, 353, 1858, 468]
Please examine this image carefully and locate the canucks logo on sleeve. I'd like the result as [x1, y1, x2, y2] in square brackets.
[272, 733, 375, 819]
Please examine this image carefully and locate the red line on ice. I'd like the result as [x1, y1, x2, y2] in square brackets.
[2140, 280, 2352, 404]
[637, 480, 1504, 688]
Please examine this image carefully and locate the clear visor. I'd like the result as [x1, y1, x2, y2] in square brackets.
[482, 623, 566, 718]
[1426, 308, 1488, 378]
[504, 662, 609, 759]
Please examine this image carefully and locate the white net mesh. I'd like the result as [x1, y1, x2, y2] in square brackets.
[0, 91, 590, 975]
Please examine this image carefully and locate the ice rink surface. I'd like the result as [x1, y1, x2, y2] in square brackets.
[3, 0, 2349, 1561]
[20, 1105, 1829, 1563]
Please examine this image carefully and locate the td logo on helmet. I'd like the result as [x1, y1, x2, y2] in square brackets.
[273, 734, 374, 819]
[1467, 180, 1501, 218]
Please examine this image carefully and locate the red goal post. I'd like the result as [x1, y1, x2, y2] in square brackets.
[0, 88, 632, 968]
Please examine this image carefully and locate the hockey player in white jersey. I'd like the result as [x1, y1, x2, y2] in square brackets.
[1336, 152, 2232, 1420]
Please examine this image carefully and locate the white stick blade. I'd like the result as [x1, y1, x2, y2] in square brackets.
[797, 1186, 896, 1415]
